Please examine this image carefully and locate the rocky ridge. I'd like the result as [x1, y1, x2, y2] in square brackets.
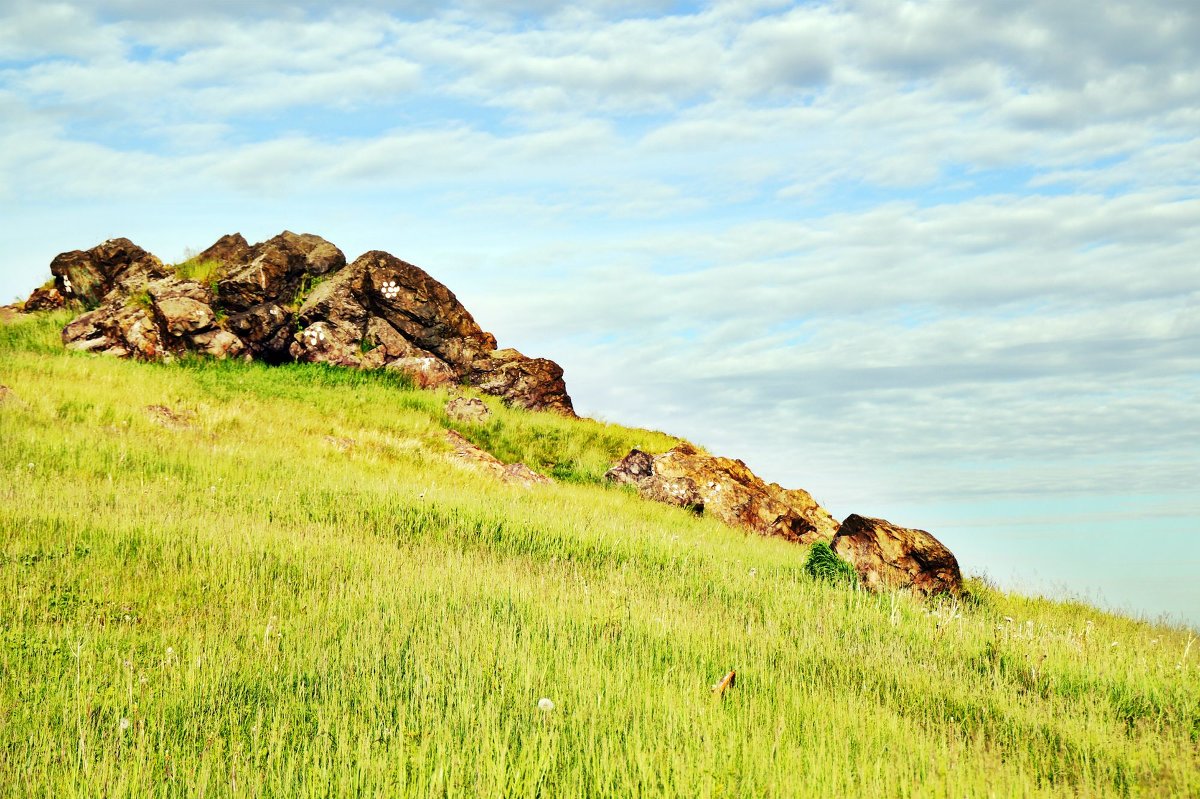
[22, 233, 961, 595]
[605, 444, 961, 595]
[31, 233, 574, 415]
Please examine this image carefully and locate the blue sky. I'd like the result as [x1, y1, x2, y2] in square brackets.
[2, 0, 1198, 624]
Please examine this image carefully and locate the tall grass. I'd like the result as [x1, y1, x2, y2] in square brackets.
[172, 259, 223, 286]
[1, 311, 1197, 797]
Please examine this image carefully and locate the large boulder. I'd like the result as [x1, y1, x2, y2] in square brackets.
[606, 443, 838, 543]
[49, 238, 169, 308]
[215, 231, 346, 312]
[470, 349, 574, 415]
[831, 514, 962, 596]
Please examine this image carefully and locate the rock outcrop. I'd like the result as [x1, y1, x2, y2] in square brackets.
[29, 233, 574, 415]
[831, 514, 962, 596]
[606, 443, 839, 544]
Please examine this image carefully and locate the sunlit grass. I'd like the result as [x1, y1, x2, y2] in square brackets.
[1, 311, 1197, 797]
[172, 258, 223, 286]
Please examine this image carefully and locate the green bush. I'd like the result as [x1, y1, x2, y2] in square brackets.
[804, 541, 858, 586]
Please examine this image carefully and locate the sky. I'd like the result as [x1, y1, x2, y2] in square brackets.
[1, 0, 1197, 625]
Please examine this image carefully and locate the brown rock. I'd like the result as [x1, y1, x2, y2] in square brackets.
[189, 329, 245, 359]
[470, 349, 574, 415]
[386, 357, 458, 389]
[225, 303, 293, 361]
[767, 485, 841, 543]
[365, 317, 425, 359]
[446, 396, 491, 423]
[196, 233, 251, 266]
[289, 321, 361, 368]
[606, 443, 836, 543]
[358, 251, 495, 369]
[832, 514, 962, 596]
[23, 286, 66, 312]
[216, 231, 346, 312]
[62, 300, 163, 360]
[606, 449, 705, 512]
[149, 280, 215, 337]
[445, 430, 551, 486]
[50, 238, 169, 308]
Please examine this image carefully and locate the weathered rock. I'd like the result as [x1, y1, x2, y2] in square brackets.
[358, 251, 496, 369]
[62, 300, 164, 360]
[217, 231, 346, 312]
[386, 357, 458, 389]
[446, 396, 491, 423]
[606, 443, 836, 543]
[23, 286, 66, 312]
[445, 430, 550, 486]
[766, 485, 841, 543]
[196, 233, 251, 266]
[290, 321, 360, 368]
[50, 238, 168, 307]
[37, 232, 576, 413]
[149, 280, 215, 337]
[606, 448, 656, 484]
[189, 329, 244, 359]
[832, 514, 962, 596]
[225, 303, 293, 361]
[470, 349, 574, 415]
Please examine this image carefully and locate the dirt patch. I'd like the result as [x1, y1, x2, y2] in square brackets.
[145, 404, 195, 429]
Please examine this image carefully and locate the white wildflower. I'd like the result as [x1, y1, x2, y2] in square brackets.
[119, 717, 131, 732]
[537, 697, 555, 712]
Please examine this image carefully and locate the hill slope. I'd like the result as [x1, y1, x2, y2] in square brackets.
[1, 312, 1197, 797]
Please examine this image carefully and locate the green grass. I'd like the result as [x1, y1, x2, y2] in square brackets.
[1, 311, 1197, 798]
[172, 259, 224, 287]
[804, 541, 859, 587]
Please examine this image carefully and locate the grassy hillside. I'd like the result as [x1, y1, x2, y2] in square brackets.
[1, 311, 1197, 798]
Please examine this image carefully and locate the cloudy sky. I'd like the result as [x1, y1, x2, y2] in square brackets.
[2, 0, 1197, 624]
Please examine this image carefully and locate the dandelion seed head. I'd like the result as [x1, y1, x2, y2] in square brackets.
[119, 717, 131, 731]
[537, 697, 555, 712]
